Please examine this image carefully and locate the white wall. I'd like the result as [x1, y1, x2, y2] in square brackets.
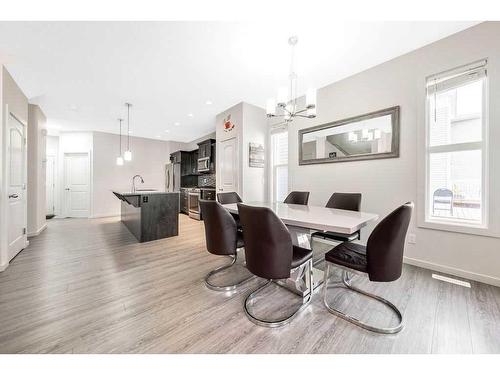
[287, 22, 500, 286]
[27, 104, 47, 236]
[241, 102, 268, 202]
[184, 132, 216, 151]
[92, 131, 171, 218]
[216, 102, 268, 201]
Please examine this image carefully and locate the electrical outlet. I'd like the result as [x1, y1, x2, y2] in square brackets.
[408, 233, 416, 244]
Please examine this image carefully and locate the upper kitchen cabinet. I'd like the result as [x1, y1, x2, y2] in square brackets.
[197, 139, 215, 159]
[197, 139, 216, 173]
[170, 151, 196, 176]
[190, 149, 199, 175]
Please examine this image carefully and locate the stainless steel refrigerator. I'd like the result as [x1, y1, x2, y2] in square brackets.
[165, 162, 181, 192]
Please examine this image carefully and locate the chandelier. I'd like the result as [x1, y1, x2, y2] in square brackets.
[266, 36, 317, 123]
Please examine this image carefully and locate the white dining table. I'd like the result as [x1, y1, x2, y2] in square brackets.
[222, 201, 379, 293]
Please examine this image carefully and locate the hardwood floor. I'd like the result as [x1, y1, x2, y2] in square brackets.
[1, 214, 499, 353]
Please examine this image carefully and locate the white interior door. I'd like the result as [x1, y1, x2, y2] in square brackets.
[46, 155, 56, 215]
[219, 137, 238, 194]
[64, 152, 90, 218]
[7, 113, 27, 261]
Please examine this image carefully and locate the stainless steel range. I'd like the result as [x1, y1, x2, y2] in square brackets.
[188, 188, 201, 220]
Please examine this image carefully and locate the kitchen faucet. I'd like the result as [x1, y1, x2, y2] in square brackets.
[131, 175, 144, 193]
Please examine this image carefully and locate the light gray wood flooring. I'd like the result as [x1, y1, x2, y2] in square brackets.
[0, 215, 499, 353]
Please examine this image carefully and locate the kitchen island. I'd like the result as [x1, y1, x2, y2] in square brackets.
[113, 191, 179, 243]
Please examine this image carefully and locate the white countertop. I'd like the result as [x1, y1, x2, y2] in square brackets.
[222, 201, 379, 234]
[113, 190, 178, 196]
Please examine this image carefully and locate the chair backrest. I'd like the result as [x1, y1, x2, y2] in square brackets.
[217, 192, 242, 205]
[366, 202, 413, 282]
[325, 192, 362, 211]
[237, 203, 293, 280]
[433, 188, 453, 214]
[283, 191, 310, 205]
[199, 199, 239, 256]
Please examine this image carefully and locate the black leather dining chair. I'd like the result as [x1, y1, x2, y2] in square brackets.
[323, 202, 413, 334]
[237, 203, 313, 328]
[199, 199, 253, 291]
[217, 192, 242, 204]
[312, 192, 362, 243]
[217, 192, 243, 227]
[283, 191, 310, 205]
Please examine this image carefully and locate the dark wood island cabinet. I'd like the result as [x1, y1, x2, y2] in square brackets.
[113, 191, 179, 242]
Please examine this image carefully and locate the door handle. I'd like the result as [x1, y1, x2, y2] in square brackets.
[65, 188, 70, 191]
[9, 194, 19, 199]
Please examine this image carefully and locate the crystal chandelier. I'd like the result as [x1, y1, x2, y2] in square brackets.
[266, 36, 317, 123]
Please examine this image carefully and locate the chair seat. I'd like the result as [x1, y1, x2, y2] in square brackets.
[324, 242, 367, 273]
[312, 230, 359, 242]
[291, 245, 313, 268]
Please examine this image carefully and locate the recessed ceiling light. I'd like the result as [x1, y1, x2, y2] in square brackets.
[128, 130, 133, 134]
[187, 113, 194, 118]
[205, 100, 212, 105]
[174, 122, 180, 126]
[164, 129, 170, 133]
[155, 135, 161, 138]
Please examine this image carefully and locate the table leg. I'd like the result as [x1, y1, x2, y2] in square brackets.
[285, 225, 324, 295]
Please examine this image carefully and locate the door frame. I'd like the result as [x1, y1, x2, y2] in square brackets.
[46, 154, 57, 215]
[62, 151, 92, 218]
[0, 106, 29, 269]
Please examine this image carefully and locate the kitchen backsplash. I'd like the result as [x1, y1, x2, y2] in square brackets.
[198, 174, 216, 187]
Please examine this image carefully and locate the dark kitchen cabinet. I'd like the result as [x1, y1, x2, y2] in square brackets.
[170, 151, 182, 164]
[181, 153, 191, 176]
[190, 150, 198, 174]
[180, 189, 189, 214]
[201, 189, 216, 200]
[171, 151, 198, 177]
[197, 139, 215, 159]
[197, 139, 216, 174]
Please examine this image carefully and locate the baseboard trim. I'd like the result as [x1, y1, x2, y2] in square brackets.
[28, 223, 48, 238]
[403, 256, 500, 287]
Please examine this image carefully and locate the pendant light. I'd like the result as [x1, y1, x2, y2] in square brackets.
[124, 103, 132, 161]
[266, 36, 317, 124]
[116, 118, 124, 166]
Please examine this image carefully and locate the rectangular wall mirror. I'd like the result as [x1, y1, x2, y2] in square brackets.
[298, 106, 400, 165]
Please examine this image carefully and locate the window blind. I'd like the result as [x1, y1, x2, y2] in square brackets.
[426, 59, 487, 95]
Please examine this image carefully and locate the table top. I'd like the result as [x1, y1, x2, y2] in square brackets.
[222, 202, 379, 234]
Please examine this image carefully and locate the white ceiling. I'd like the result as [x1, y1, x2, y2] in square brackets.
[0, 21, 478, 142]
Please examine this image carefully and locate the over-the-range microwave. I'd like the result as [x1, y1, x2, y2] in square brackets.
[197, 156, 210, 173]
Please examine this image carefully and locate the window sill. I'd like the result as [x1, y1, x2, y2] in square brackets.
[419, 219, 500, 238]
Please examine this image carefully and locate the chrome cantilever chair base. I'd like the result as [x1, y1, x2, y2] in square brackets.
[244, 259, 313, 328]
[323, 264, 403, 334]
[204, 250, 254, 292]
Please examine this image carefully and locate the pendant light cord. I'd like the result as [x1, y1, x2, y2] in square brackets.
[118, 119, 122, 155]
[127, 103, 130, 150]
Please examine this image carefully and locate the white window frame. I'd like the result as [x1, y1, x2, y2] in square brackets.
[269, 127, 288, 202]
[419, 59, 493, 237]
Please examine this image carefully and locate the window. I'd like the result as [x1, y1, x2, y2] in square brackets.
[271, 130, 288, 202]
[425, 60, 487, 228]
